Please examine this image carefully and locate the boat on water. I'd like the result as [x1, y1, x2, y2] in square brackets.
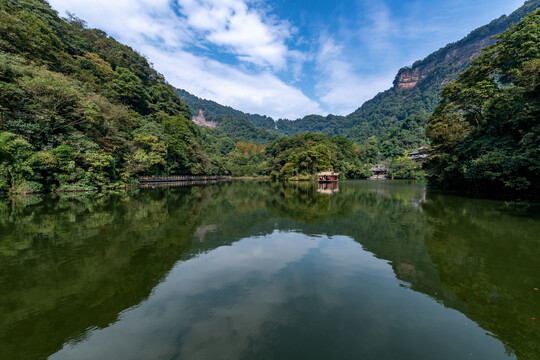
[317, 171, 339, 183]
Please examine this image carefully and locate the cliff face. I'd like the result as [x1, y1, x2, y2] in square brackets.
[393, 0, 540, 91]
[192, 109, 218, 128]
[394, 38, 492, 91]
[177, 0, 540, 149]
[395, 67, 422, 90]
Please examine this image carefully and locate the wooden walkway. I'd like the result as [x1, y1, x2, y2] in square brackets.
[140, 180, 228, 188]
[139, 175, 230, 183]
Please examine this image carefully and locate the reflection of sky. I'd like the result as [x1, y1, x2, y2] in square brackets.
[51, 232, 512, 360]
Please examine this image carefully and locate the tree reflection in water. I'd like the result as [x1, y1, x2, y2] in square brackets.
[0, 181, 537, 359]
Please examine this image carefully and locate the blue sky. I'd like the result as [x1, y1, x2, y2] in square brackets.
[48, 0, 525, 119]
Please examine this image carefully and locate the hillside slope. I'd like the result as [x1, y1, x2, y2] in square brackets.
[343, 0, 540, 156]
[177, 88, 279, 145]
[177, 89, 275, 129]
[0, 0, 217, 193]
[425, 9, 540, 198]
[279, 0, 540, 157]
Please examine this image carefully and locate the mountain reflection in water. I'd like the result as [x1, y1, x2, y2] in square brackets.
[0, 181, 538, 359]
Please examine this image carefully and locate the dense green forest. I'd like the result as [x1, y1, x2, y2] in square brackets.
[342, 0, 540, 157]
[0, 0, 220, 193]
[425, 9, 540, 198]
[177, 88, 275, 130]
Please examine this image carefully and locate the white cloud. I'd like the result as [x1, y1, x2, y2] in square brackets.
[315, 36, 394, 115]
[50, 0, 189, 47]
[177, 0, 292, 69]
[46, 0, 527, 120]
[47, 0, 320, 119]
[141, 46, 323, 119]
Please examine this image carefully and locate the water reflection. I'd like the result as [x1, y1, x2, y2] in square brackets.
[50, 233, 509, 360]
[0, 181, 538, 359]
[317, 182, 339, 194]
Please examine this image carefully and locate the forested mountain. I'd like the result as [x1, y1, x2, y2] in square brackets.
[179, 0, 540, 160]
[0, 0, 222, 193]
[177, 89, 275, 129]
[425, 9, 540, 199]
[2, 0, 538, 195]
[177, 89, 279, 145]
[342, 0, 540, 157]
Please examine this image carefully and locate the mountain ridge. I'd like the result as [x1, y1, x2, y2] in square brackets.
[178, 0, 540, 158]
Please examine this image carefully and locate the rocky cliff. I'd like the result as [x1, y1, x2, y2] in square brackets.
[393, 0, 540, 91]
[192, 109, 218, 128]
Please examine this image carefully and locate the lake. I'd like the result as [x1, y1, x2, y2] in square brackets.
[1, 180, 539, 360]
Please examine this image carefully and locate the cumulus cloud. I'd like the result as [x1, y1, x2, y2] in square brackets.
[50, 0, 188, 47]
[44, 0, 523, 120]
[177, 0, 292, 69]
[47, 0, 320, 119]
[140, 45, 323, 119]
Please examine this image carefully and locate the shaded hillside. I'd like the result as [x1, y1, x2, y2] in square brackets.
[0, 0, 223, 193]
[177, 87, 347, 137]
[344, 0, 540, 154]
[285, 0, 540, 157]
[177, 88, 279, 145]
[425, 9, 540, 199]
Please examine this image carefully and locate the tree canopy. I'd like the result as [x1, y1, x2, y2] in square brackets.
[425, 9, 540, 198]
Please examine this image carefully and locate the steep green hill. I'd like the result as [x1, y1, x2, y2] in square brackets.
[0, 0, 366, 191]
[0, 0, 218, 193]
[177, 88, 279, 145]
[279, 0, 540, 157]
[425, 9, 540, 199]
[342, 0, 540, 157]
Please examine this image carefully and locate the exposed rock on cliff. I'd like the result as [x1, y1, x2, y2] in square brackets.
[394, 37, 493, 91]
[192, 109, 218, 128]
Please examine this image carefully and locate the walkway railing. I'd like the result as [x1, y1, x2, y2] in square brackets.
[139, 175, 230, 183]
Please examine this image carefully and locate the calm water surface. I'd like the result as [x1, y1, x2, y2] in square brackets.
[1, 181, 539, 360]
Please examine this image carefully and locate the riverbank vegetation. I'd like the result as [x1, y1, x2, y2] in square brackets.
[0, 0, 403, 194]
[425, 9, 540, 199]
[0, 0, 207, 193]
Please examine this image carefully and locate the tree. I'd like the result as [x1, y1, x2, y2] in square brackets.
[425, 9, 540, 198]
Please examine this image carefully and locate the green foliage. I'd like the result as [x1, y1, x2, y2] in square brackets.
[0, 1, 70, 70]
[2, 0, 538, 194]
[425, 9, 540, 198]
[211, 114, 278, 145]
[0, 0, 212, 192]
[112, 67, 146, 111]
[0, 131, 32, 190]
[180, 1, 539, 164]
[388, 152, 424, 180]
[265, 133, 366, 179]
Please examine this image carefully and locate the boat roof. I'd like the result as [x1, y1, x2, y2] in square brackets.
[317, 171, 339, 176]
